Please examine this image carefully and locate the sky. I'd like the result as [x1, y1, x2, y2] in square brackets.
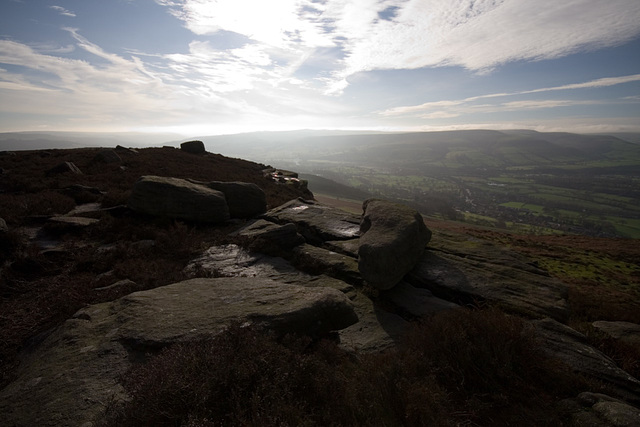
[1, 0, 639, 136]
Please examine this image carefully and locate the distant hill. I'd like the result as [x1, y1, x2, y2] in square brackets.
[195, 129, 640, 171]
[0, 131, 184, 151]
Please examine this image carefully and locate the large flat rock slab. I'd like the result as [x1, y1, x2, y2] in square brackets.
[128, 175, 229, 223]
[184, 244, 355, 295]
[261, 198, 361, 244]
[406, 230, 569, 321]
[0, 278, 357, 426]
[534, 318, 640, 405]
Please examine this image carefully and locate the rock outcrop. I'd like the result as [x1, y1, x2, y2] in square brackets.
[559, 392, 640, 426]
[231, 219, 305, 254]
[180, 140, 206, 154]
[0, 278, 357, 426]
[358, 199, 432, 290]
[262, 198, 360, 244]
[534, 318, 640, 404]
[45, 161, 82, 176]
[4, 191, 638, 425]
[592, 321, 640, 348]
[406, 229, 569, 321]
[91, 149, 121, 164]
[196, 180, 267, 218]
[128, 175, 230, 223]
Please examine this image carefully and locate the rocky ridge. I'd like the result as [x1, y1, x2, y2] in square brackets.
[1, 149, 639, 425]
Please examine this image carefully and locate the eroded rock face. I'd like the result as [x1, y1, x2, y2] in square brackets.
[128, 175, 230, 223]
[358, 199, 432, 290]
[534, 318, 640, 404]
[0, 278, 357, 426]
[262, 198, 361, 244]
[406, 229, 569, 321]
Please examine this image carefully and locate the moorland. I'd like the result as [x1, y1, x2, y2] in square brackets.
[0, 133, 639, 425]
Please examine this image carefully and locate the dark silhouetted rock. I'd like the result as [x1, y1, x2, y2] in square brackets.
[0, 277, 358, 426]
[63, 184, 103, 196]
[93, 279, 138, 292]
[382, 281, 459, 318]
[115, 145, 138, 154]
[358, 199, 431, 290]
[46, 161, 82, 176]
[559, 392, 640, 427]
[534, 318, 640, 404]
[592, 321, 640, 348]
[198, 180, 267, 218]
[180, 140, 206, 154]
[128, 175, 229, 223]
[91, 149, 121, 164]
[0, 217, 7, 233]
[262, 198, 361, 244]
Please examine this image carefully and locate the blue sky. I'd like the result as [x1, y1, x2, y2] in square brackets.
[1, 0, 639, 136]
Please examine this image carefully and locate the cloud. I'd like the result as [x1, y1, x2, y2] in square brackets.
[0, 31, 351, 132]
[50, 5, 76, 17]
[154, 0, 640, 94]
[381, 74, 640, 116]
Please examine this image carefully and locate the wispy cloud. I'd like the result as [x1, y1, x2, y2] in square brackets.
[381, 74, 640, 116]
[0, 31, 351, 132]
[50, 5, 76, 17]
[155, 0, 640, 93]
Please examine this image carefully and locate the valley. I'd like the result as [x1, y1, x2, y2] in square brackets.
[219, 130, 640, 238]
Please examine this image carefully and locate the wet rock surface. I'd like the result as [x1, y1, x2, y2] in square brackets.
[261, 198, 361, 244]
[231, 219, 305, 253]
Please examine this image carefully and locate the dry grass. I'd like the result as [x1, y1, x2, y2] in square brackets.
[102, 308, 588, 427]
